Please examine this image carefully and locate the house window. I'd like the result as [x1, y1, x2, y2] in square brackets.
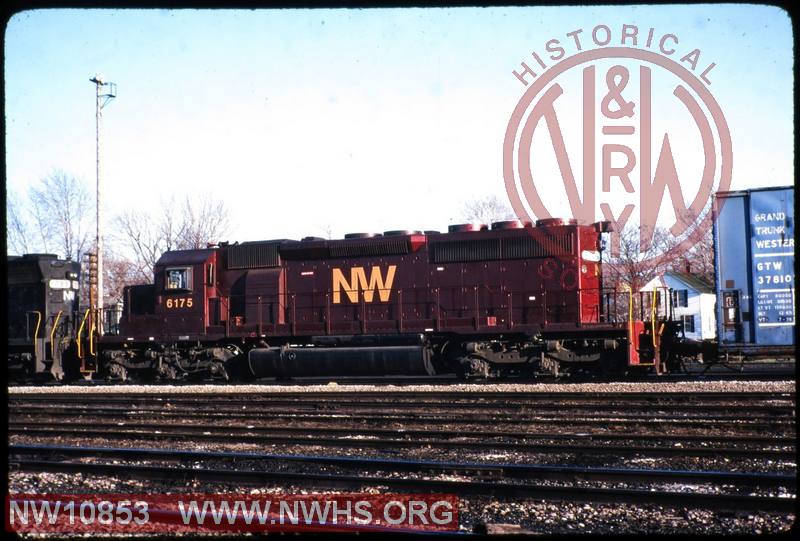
[165, 267, 192, 291]
[682, 314, 696, 333]
[671, 289, 689, 308]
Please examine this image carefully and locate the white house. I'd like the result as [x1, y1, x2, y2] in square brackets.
[640, 272, 717, 341]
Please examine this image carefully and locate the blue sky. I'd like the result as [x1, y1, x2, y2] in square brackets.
[4, 5, 794, 246]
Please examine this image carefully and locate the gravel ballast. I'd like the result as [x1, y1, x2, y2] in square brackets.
[8, 379, 795, 535]
[8, 380, 796, 394]
[7, 470, 795, 535]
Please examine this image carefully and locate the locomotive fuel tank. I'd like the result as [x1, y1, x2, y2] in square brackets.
[246, 344, 435, 378]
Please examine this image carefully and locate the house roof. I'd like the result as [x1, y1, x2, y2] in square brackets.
[664, 271, 714, 294]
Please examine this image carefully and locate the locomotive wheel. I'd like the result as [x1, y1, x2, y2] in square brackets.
[106, 362, 128, 382]
[156, 363, 179, 382]
[458, 356, 490, 379]
[209, 361, 229, 381]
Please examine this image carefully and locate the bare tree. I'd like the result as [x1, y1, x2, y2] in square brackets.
[603, 223, 674, 294]
[6, 189, 32, 255]
[114, 207, 173, 283]
[461, 195, 516, 225]
[75, 242, 140, 310]
[104, 253, 140, 305]
[27, 170, 91, 260]
[600, 223, 676, 322]
[679, 227, 714, 283]
[177, 196, 231, 249]
[601, 218, 717, 323]
[662, 208, 715, 284]
[114, 195, 231, 284]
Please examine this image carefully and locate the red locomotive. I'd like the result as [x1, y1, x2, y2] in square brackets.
[92, 218, 674, 381]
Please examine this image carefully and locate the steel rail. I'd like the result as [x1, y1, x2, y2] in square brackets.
[9, 406, 795, 429]
[10, 443, 795, 488]
[9, 426, 795, 459]
[8, 419, 795, 446]
[7, 398, 795, 416]
[9, 390, 794, 400]
[8, 459, 795, 512]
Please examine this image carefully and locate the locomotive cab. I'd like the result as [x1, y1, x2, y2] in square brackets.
[152, 249, 217, 337]
[108, 247, 233, 382]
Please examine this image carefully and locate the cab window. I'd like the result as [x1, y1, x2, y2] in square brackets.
[165, 267, 192, 291]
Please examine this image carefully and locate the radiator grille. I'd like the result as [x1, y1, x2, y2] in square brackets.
[430, 233, 574, 263]
[429, 239, 501, 263]
[502, 234, 573, 258]
[329, 238, 409, 258]
[227, 242, 281, 269]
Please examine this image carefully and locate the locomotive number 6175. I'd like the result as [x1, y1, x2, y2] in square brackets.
[165, 297, 193, 309]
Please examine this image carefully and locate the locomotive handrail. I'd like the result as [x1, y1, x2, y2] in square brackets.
[50, 311, 63, 360]
[326, 292, 332, 334]
[474, 286, 479, 330]
[257, 295, 262, 337]
[651, 288, 657, 348]
[76, 309, 90, 359]
[31, 311, 42, 362]
[225, 285, 622, 326]
[133, 283, 661, 337]
[397, 289, 403, 332]
[621, 283, 634, 337]
[89, 311, 97, 356]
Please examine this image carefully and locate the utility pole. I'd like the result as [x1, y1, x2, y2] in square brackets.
[90, 74, 116, 335]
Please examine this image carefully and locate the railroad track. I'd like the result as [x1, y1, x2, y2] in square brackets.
[8, 392, 795, 414]
[9, 419, 795, 445]
[9, 444, 796, 512]
[9, 386, 794, 524]
[9, 425, 795, 459]
[10, 391, 794, 434]
[11, 406, 795, 433]
[9, 389, 795, 400]
[9, 390, 795, 464]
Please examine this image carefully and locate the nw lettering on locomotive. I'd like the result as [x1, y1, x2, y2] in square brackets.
[332, 265, 397, 304]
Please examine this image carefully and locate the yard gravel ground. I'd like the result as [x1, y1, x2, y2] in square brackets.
[8, 380, 796, 394]
[8, 379, 795, 534]
[8, 470, 795, 535]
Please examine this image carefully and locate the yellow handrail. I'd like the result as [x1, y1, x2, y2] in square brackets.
[76, 309, 90, 359]
[623, 284, 634, 344]
[624, 285, 633, 321]
[50, 311, 63, 359]
[32, 311, 42, 362]
[651, 288, 657, 348]
[89, 310, 97, 356]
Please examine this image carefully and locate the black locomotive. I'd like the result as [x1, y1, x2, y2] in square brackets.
[7, 254, 82, 381]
